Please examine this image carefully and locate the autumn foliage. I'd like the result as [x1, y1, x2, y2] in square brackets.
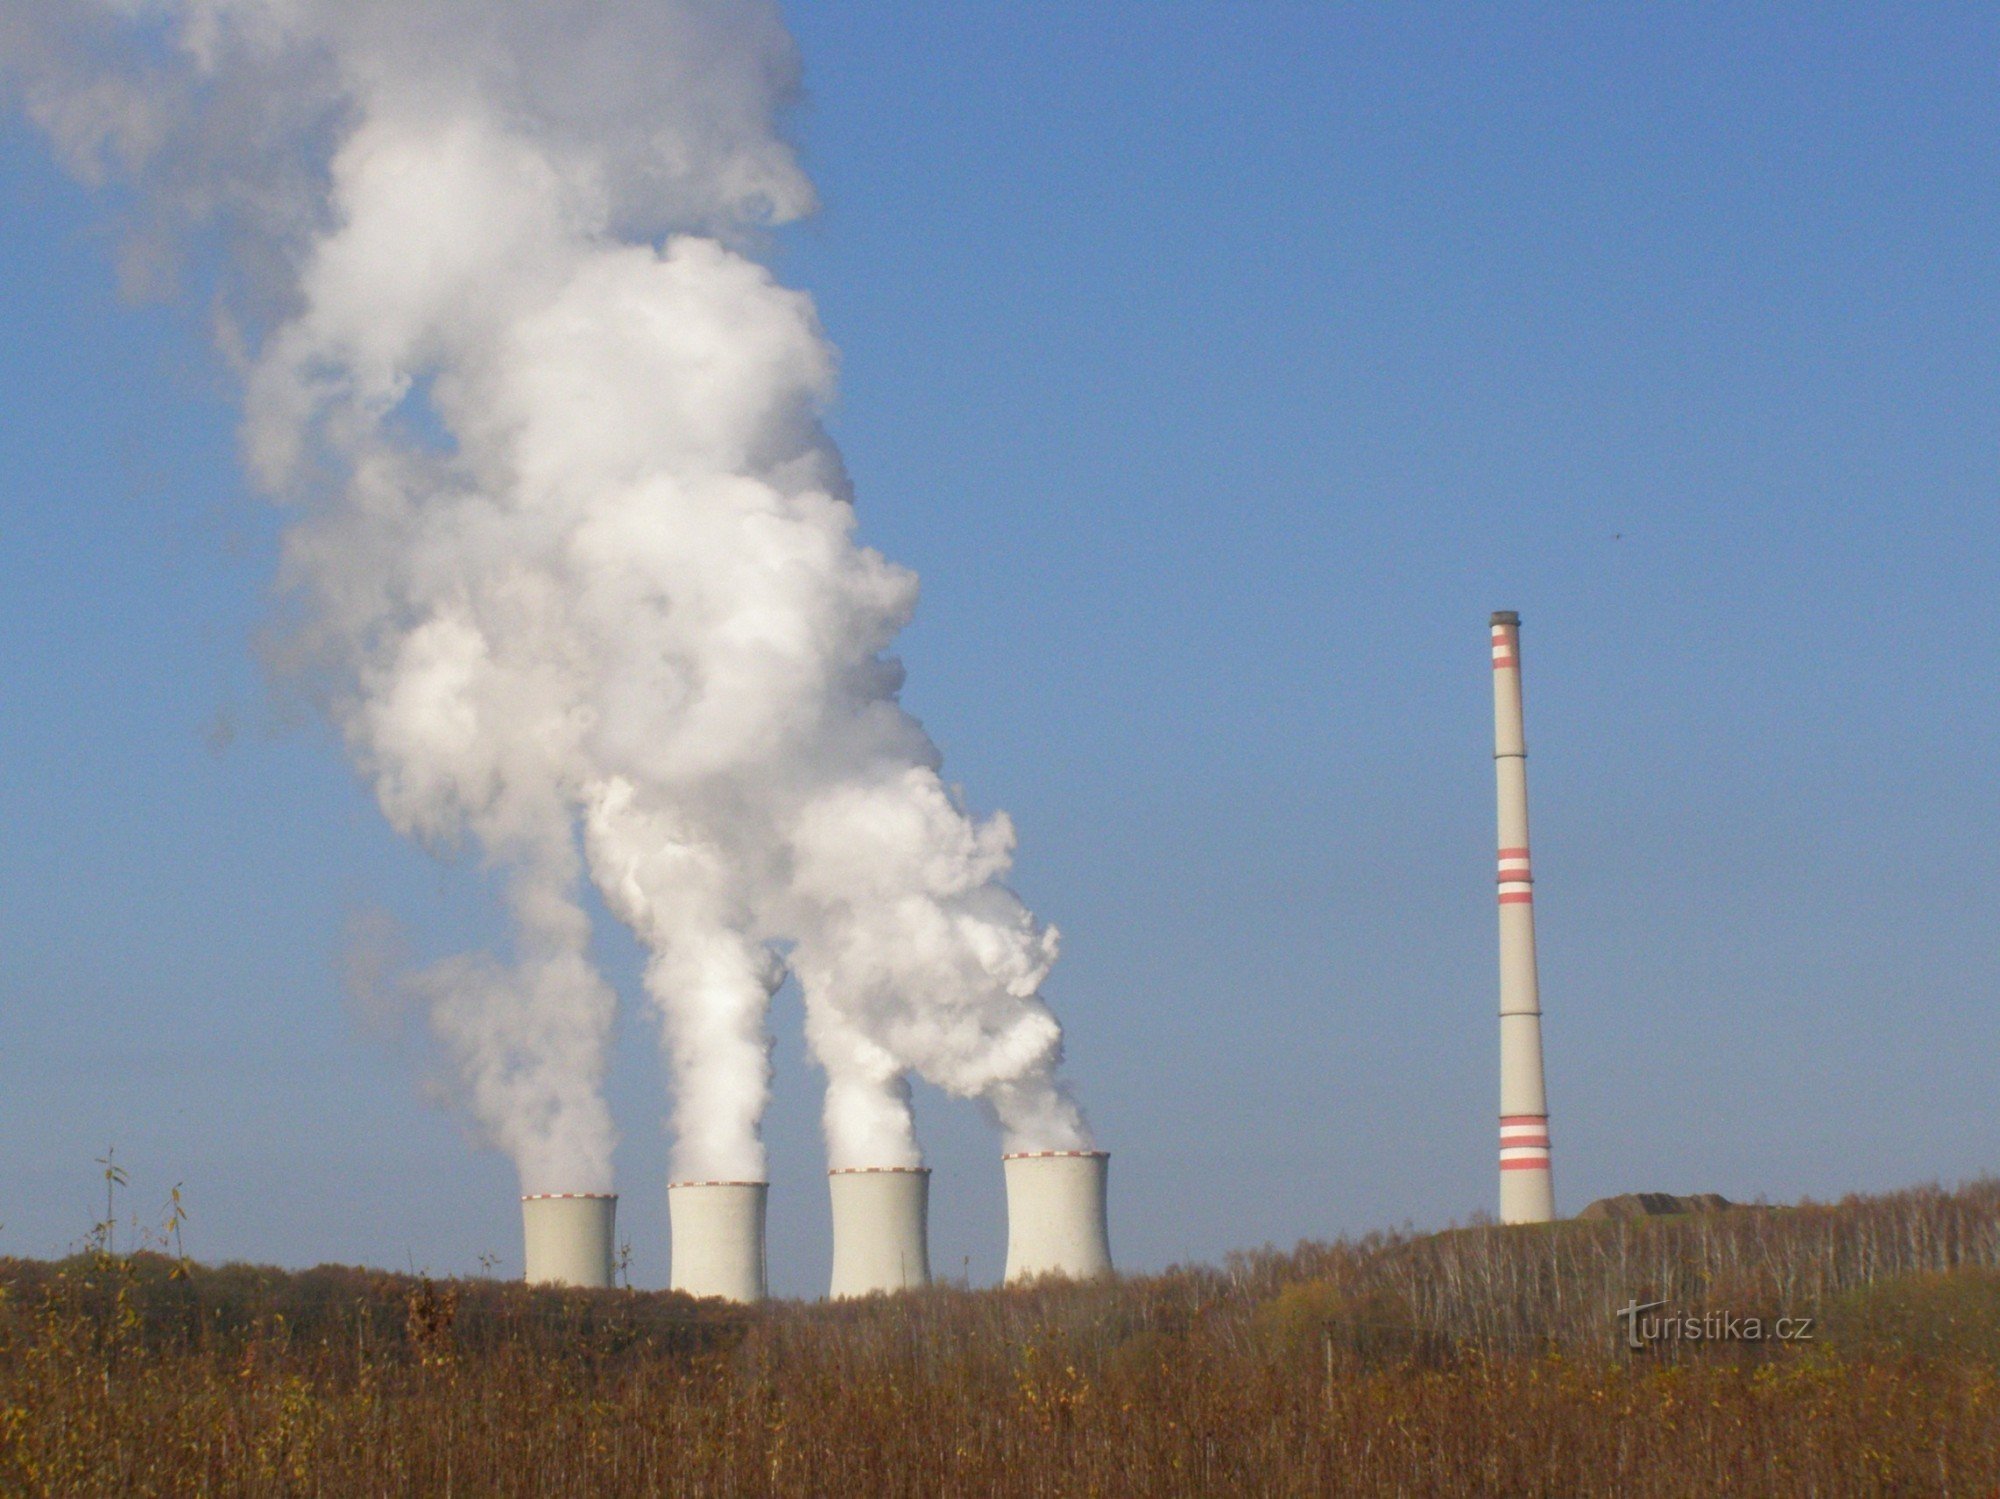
[5, 1181, 2000, 1494]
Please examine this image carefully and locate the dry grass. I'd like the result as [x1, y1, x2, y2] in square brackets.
[5, 1181, 2000, 1495]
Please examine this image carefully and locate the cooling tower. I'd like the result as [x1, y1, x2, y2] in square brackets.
[668, 1181, 768, 1302]
[1002, 1150, 1113, 1283]
[520, 1193, 617, 1289]
[1491, 610, 1556, 1224]
[827, 1166, 932, 1298]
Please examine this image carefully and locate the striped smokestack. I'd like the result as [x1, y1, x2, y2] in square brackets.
[1491, 611, 1556, 1223]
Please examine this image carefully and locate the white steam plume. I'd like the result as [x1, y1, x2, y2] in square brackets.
[3, 0, 1091, 1186]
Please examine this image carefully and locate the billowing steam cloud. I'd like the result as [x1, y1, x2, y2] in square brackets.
[2, 0, 1089, 1190]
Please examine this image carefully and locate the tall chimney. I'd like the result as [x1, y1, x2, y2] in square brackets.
[827, 1166, 931, 1298]
[1491, 610, 1555, 1223]
[520, 1193, 617, 1288]
[1002, 1150, 1113, 1283]
[668, 1181, 768, 1302]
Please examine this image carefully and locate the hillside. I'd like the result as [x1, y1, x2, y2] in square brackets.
[5, 1181, 2000, 1494]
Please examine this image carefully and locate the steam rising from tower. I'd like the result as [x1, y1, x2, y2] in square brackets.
[4, 1, 1094, 1210]
[1491, 611, 1555, 1223]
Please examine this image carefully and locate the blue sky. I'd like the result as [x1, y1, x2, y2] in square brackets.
[3, 4, 1998, 1294]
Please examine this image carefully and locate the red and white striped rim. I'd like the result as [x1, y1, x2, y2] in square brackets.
[667, 1180, 768, 1190]
[1002, 1150, 1109, 1161]
[828, 1165, 930, 1176]
[1491, 624, 1518, 670]
[520, 1192, 616, 1201]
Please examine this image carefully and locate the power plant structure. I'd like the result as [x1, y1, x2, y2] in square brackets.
[1491, 610, 1556, 1223]
[669, 1180, 769, 1302]
[501, 623, 1562, 1288]
[1002, 1150, 1114, 1282]
[521, 1193, 618, 1289]
[827, 1166, 932, 1298]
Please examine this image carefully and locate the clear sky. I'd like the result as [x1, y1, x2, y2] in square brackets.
[2, 4, 1998, 1296]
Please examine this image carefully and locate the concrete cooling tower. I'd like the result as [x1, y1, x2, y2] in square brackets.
[520, 1193, 618, 1289]
[668, 1181, 768, 1302]
[1002, 1150, 1113, 1283]
[827, 1166, 931, 1298]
